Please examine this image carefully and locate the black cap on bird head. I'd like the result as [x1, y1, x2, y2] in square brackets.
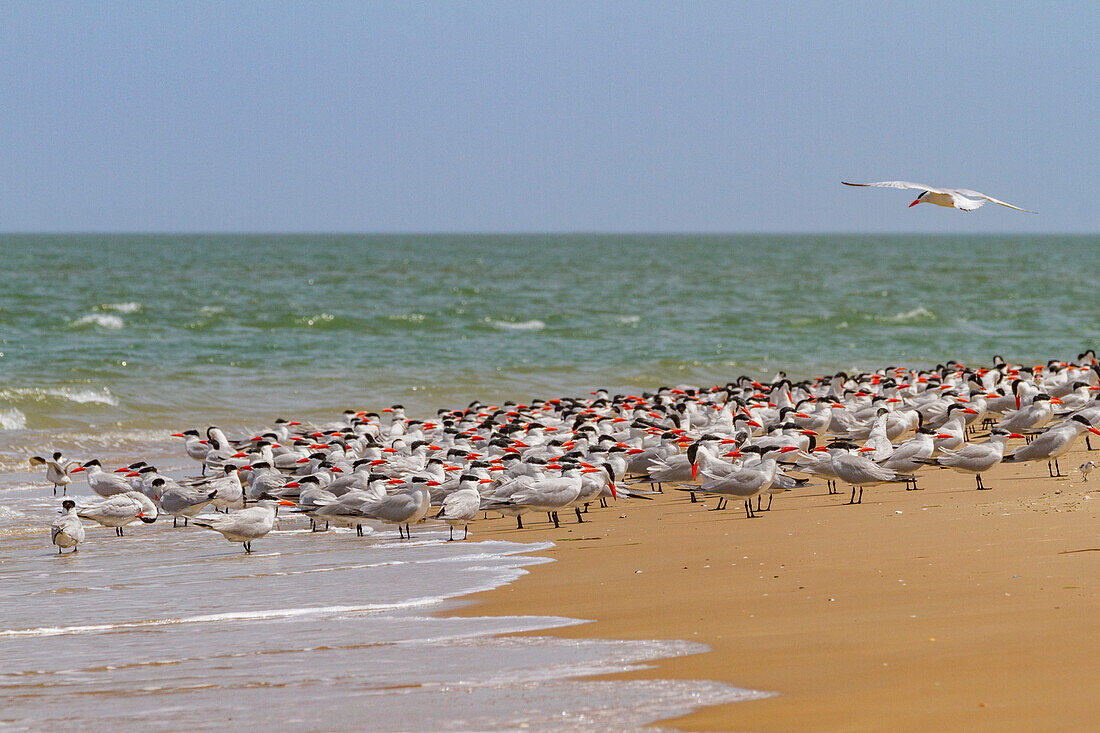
[61, 499, 76, 511]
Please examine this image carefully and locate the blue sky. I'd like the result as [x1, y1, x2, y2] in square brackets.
[1, 2, 1096, 233]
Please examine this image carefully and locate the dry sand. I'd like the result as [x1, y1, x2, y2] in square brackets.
[450, 441, 1100, 731]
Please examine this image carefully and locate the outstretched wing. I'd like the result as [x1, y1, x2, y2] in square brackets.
[952, 189, 1036, 213]
[842, 180, 949, 194]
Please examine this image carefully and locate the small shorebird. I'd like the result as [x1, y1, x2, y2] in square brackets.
[842, 180, 1035, 212]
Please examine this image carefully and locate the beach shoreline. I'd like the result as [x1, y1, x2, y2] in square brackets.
[448, 442, 1099, 731]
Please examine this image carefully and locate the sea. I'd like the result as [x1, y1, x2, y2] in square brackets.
[1, 233, 1096, 729]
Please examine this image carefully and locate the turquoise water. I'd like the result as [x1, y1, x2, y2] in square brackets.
[1, 233, 1097, 458]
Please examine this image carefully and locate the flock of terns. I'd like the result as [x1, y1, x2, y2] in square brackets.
[39, 351, 1098, 555]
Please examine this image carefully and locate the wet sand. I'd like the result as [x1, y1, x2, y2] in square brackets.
[452, 442, 1100, 731]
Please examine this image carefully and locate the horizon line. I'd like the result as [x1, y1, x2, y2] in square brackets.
[0, 230, 1095, 237]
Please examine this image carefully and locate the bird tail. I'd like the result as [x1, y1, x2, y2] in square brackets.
[1002, 453, 1017, 463]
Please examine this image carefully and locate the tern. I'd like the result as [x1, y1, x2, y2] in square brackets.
[29, 452, 77, 495]
[190, 499, 295, 553]
[842, 181, 1035, 213]
[70, 460, 132, 498]
[922, 429, 1023, 490]
[50, 499, 85, 554]
[77, 491, 159, 535]
[1002, 415, 1100, 477]
[434, 475, 489, 540]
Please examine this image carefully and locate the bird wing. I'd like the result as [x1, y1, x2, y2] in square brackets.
[842, 181, 951, 194]
[951, 189, 1036, 213]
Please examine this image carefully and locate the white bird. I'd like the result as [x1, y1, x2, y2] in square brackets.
[842, 181, 1035, 213]
[190, 499, 294, 553]
[434, 474, 489, 540]
[356, 481, 434, 538]
[828, 442, 910, 504]
[924, 428, 1022, 490]
[1002, 415, 1100, 477]
[70, 459, 132, 498]
[50, 499, 85, 554]
[77, 491, 159, 535]
[29, 452, 76, 495]
[1076, 461, 1095, 483]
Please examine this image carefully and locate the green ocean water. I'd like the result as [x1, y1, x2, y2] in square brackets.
[1, 233, 1097, 462]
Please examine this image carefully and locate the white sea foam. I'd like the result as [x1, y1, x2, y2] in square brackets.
[0, 599, 450, 638]
[617, 314, 641, 324]
[0, 408, 27, 430]
[884, 306, 936, 323]
[492, 319, 546, 331]
[71, 313, 124, 329]
[0, 386, 118, 406]
[100, 302, 142, 313]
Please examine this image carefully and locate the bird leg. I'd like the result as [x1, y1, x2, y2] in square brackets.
[463, 524, 469, 540]
[516, 516, 524, 530]
[575, 507, 585, 523]
[858, 486, 864, 504]
[766, 494, 773, 511]
[356, 524, 363, 536]
[1054, 459, 1063, 477]
[848, 485, 857, 505]
[976, 473, 991, 490]
[744, 500, 755, 518]
[448, 526, 455, 541]
[404, 522, 412, 538]
[551, 511, 560, 529]
[689, 491, 697, 503]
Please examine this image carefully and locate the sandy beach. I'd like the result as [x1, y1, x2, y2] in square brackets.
[453, 440, 1100, 731]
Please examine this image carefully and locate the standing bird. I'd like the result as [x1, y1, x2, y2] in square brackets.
[434, 475, 488, 540]
[190, 499, 294, 553]
[29, 452, 76, 495]
[828, 442, 910, 504]
[1002, 416, 1100, 477]
[77, 491, 159, 536]
[50, 499, 85, 554]
[923, 429, 1023, 490]
[70, 459, 133, 498]
[842, 181, 1035, 212]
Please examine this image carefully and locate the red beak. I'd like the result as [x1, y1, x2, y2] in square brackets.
[908, 198, 920, 208]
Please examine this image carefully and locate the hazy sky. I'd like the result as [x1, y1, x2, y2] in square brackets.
[1, 2, 1096, 233]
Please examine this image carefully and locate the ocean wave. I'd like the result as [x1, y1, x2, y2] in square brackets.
[616, 315, 641, 324]
[491, 319, 546, 331]
[0, 408, 27, 431]
[70, 313, 124, 329]
[99, 302, 142, 313]
[0, 386, 119, 406]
